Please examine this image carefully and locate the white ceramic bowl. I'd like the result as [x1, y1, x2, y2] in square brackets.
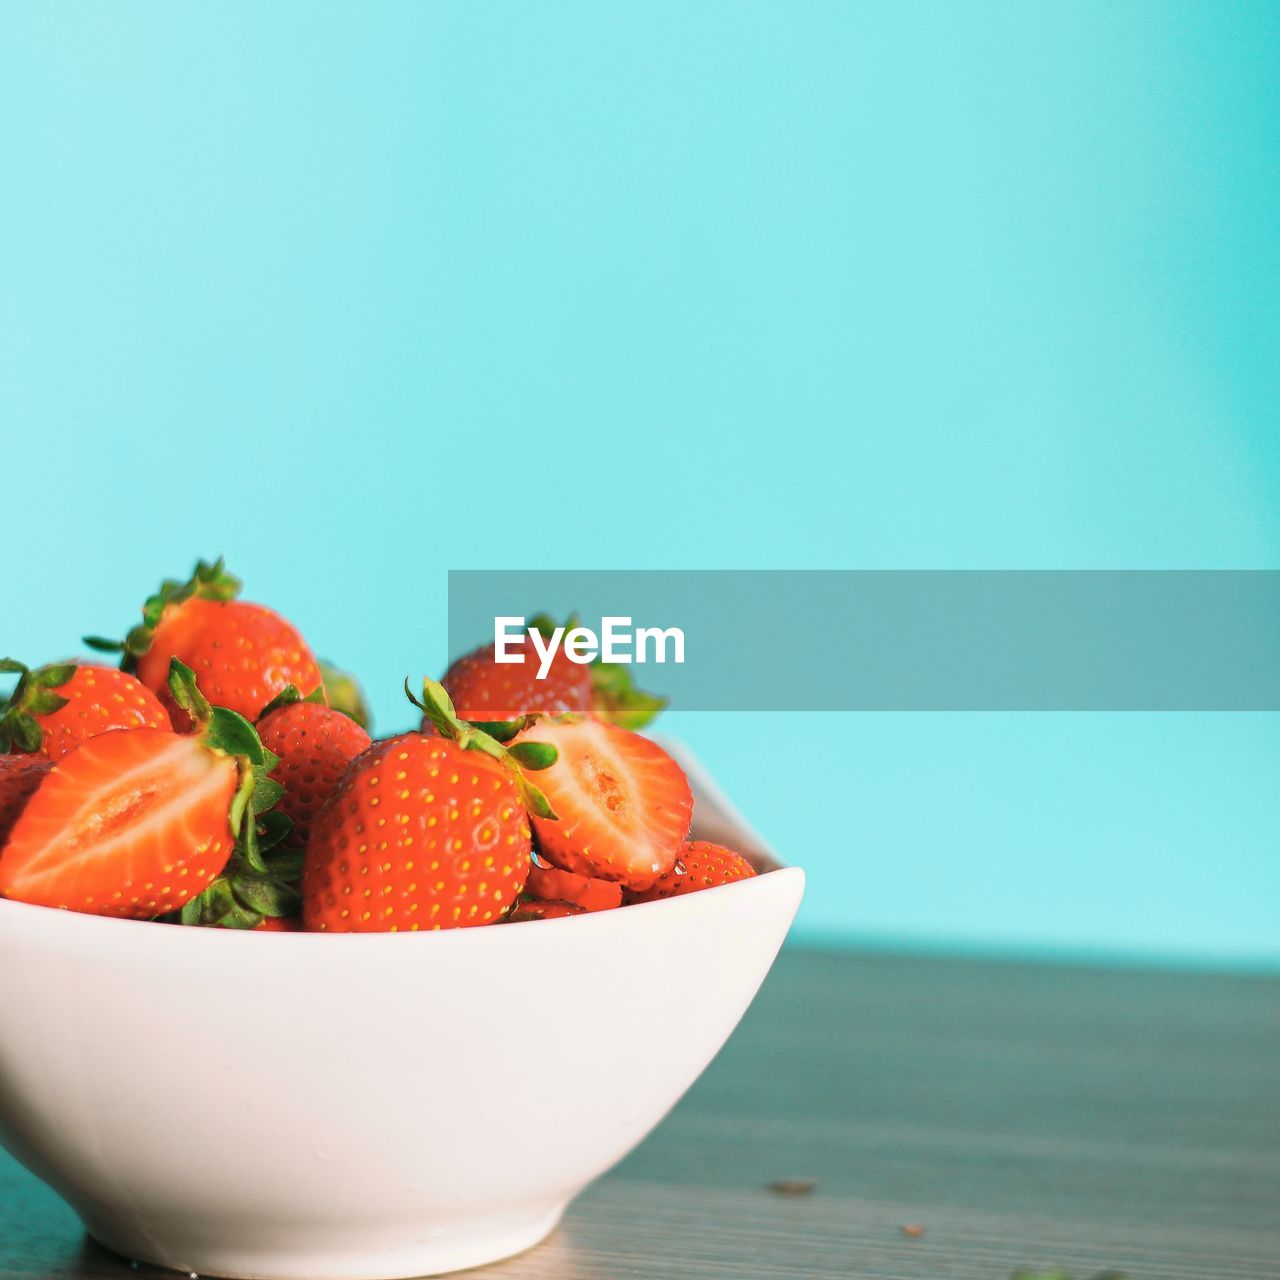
[0, 857, 803, 1280]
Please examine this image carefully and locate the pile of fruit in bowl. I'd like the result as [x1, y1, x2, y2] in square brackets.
[0, 559, 802, 1280]
[0, 559, 762, 933]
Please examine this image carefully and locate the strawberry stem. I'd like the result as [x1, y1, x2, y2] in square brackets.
[84, 557, 241, 672]
[590, 662, 668, 730]
[404, 677, 561, 820]
[165, 658, 296, 929]
[0, 659, 75, 754]
[258, 683, 325, 719]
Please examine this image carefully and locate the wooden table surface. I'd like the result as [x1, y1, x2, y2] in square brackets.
[3, 947, 1278, 1280]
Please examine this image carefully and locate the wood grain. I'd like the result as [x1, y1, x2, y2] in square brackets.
[2, 948, 1277, 1279]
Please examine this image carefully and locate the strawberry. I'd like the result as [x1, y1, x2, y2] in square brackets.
[0, 661, 297, 927]
[257, 687, 372, 850]
[505, 898, 585, 922]
[513, 716, 693, 889]
[627, 840, 757, 903]
[303, 681, 557, 933]
[526, 858, 623, 911]
[1, 659, 168, 761]
[436, 614, 666, 730]
[0, 728, 238, 917]
[85, 558, 324, 731]
[0, 753, 52, 847]
[441, 640, 594, 722]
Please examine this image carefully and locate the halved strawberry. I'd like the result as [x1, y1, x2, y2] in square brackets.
[0, 728, 238, 917]
[1, 659, 168, 761]
[627, 840, 757, 903]
[0, 753, 52, 847]
[514, 716, 693, 889]
[0, 661, 297, 927]
[526, 859, 623, 911]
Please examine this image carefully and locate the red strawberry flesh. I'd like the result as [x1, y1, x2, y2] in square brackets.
[516, 717, 692, 890]
[527, 860, 622, 911]
[0, 729, 238, 917]
[628, 840, 757, 903]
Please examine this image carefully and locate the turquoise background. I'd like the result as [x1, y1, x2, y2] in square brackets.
[2, 3, 1276, 967]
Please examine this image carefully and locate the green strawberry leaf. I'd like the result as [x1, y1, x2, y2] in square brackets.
[252, 773, 285, 814]
[408, 676, 461, 738]
[160, 662, 298, 930]
[26, 689, 69, 716]
[468, 716, 535, 743]
[591, 661, 667, 730]
[256, 809, 295, 855]
[229, 763, 255, 840]
[515, 775, 557, 819]
[404, 677, 560, 821]
[508, 741, 557, 771]
[258, 683, 326, 719]
[33, 663, 76, 688]
[267, 845, 306, 880]
[234, 874, 300, 918]
[522, 613, 668, 728]
[10, 716, 42, 754]
[167, 658, 212, 727]
[206, 708, 268, 765]
[0, 658, 77, 755]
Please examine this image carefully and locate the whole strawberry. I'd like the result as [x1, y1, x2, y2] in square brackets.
[627, 841, 757, 903]
[257, 687, 371, 849]
[1, 659, 168, 761]
[526, 859, 622, 912]
[0, 753, 52, 847]
[86, 558, 324, 730]
[0, 661, 296, 927]
[438, 614, 666, 729]
[303, 681, 557, 933]
[441, 639, 594, 722]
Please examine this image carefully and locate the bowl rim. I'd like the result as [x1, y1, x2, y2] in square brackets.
[0, 864, 805, 947]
